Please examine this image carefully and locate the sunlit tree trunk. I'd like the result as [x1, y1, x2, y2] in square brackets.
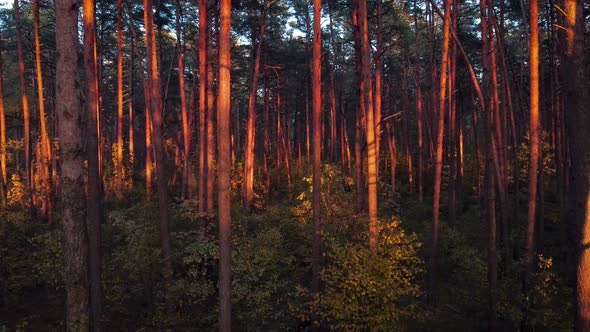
[175, 0, 190, 199]
[243, 3, 269, 207]
[429, 0, 451, 303]
[311, 0, 322, 301]
[145, 87, 153, 199]
[55, 1, 90, 329]
[198, 0, 207, 213]
[356, 0, 378, 252]
[523, 0, 540, 297]
[206, 8, 216, 213]
[263, 78, 271, 194]
[218, 0, 232, 329]
[374, 0, 383, 179]
[82, 1, 103, 328]
[387, 123, 397, 194]
[33, 0, 52, 222]
[352, 1, 364, 213]
[143, 0, 173, 279]
[14, 0, 32, 207]
[128, 17, 135, 188]
[116, 0, 125, 200]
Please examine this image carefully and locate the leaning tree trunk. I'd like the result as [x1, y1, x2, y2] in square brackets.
[429, 0, 451, 304]
[243, 4, 268, 207]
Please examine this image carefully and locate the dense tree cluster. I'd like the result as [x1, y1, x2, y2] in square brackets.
[0, 0, 588, 330]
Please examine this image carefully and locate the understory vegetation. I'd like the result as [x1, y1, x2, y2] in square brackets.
[0, 158, 573, 331]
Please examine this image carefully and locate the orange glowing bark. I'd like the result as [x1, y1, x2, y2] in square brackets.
[128, 14, 135, 184]
[14, 0, 31, 206]
[524, 0, 540, 287]
[145, 89, 153, 198]
[144, 0, 173, 279]
[374, 0, 383, 178]
[429, 0, 451, 302]
[198, 0, 207, 213]
[175, 0, 190, 199]
[218, 0, 232, 329]
[243, 2, 269, 207]
[311, 0, 322, 300]
[116, 0, 125, 200]
[82, 0, 103, 328]
[33, 0, 52, 221]
[206, 11, 215, 213]
[357, 0, 378, 253]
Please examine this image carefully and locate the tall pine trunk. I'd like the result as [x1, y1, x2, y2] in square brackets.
[143, 0, 173, 279]
[218, 0, 232, 329]
[175, 0, 190, 199]
[429, 0, 451, 303]
[243, 4, 268, 207]
[311, 0, 322, 301]
[14, 0, 32, 208]
[116, 0, 125, 200]
[82, 0, 103, 327]
[56, 0, 90, 329]
[357, 0, 378, 253]
[33, 0, 52, 222]
[198, 0, 208, 213]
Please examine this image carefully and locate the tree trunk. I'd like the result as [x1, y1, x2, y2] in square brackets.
[115, 0, 125, 200]
[198, 0, 208, 212]
[143, 0, 173, 279]
[218, 0, 232, 329]
[429, 0, 451, 303]
[56, 1, 90, 329]
[243, 5, 268, 207]
[14, 0, 32, 208]
[352, 0, 364, 213]
[175, 0, 190, 200]
[311, 0, 322, 303]
[128, 18, 135, 189]
[82, 0, 103, 328]
[523, 0, 540, 297]
[374, 0, 383, 181]
[33, 0, 52, 222]
[206, 9, 216, 213]
[357, 0, 378, 253]
[561, 0, 589, 329]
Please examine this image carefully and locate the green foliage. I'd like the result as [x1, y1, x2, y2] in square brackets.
[292, 165, 425, 330]
[496, 255, 573, 330]
[301, 218, 424, 331]
[30, 231, 63, 291]
[517, 131, 556, 184]
[232, 205, 303, 329]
